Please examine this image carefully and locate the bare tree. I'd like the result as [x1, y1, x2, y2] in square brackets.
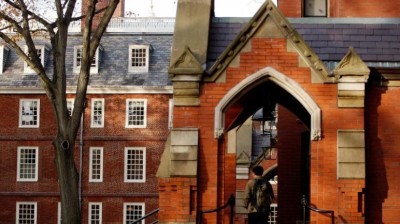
[0, 0, 120, 223]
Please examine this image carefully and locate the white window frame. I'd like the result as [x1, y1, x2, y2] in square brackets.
[0, 45, 10, 74]
[304, 0, 327, 17]
[67, 98, 74, 117]
[91, 98, 105, 128]
[88, 202, 103, 224]
[125, 99, 147, 128]
[168, 99, 173, 129]
[73, 45, 102, 74]
[19, 99, 40, 128]
[128, 45, 150, 73]
[268, 203, 278, 224]
[124, 147, 146, 183]
[24, 45, 46, 75]
[123, 203, 145, 224]
[89, 147, 103, 182]
[17, 146, 39, 182]
[58, 202, 61, 224]
[16, 202, 37, 224]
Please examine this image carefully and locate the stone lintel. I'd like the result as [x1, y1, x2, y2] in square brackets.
[337, 97, 365, 108]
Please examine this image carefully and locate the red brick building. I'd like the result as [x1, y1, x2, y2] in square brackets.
[1, 0, 400, 223]
[0, 4, 174, 223]
[159, 0, 400, 223]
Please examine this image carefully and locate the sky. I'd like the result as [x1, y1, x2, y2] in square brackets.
[124, 0, 276, 17]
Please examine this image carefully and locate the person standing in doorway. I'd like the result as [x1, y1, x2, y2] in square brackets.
[244, 165, 275, 224]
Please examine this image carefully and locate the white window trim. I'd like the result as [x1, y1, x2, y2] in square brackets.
[58, 202, 61, 224]
[125, 99, 147, 128]
[124, 147, 146, 183]
[17, 146, 39, 182]
[73, 45, 102, 74]
[89, 147, 103, 182]
[123, 203, 145, 224]
[91, 98, 105, 128]
[67, 98, 75, 117]
[88, 202, 103, 224]
[0, 45, 10, 74]
[19, 99, 40, 128]
[168, 99, 173, 129]
[24, 45, 46, 75]
[128, 45, 150, 73]
[16, 202, 37, 224]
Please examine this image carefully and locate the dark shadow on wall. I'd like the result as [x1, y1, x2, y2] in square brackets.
[364, 70, 389, 224]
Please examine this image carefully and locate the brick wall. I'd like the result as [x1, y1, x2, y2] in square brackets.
[0, 93, 171, 222]
[167, 34, 366, 223]
[277, 0, 400, 17]
[365, 85, 400, 223]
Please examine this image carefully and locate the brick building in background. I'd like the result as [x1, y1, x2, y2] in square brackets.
[1, 0, 400, 223]
[0, 2, 174, 223]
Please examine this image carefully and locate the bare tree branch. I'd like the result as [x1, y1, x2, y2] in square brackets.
[0, 31, 54, 93]
[0, 12, 25, 34]
[63, 0, 78, 22]
[3, 0, 53, 32]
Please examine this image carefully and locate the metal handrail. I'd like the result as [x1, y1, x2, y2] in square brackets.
[301, 195, 335, 224]
[197, 194, 235, 224]
[130, 208, 159, 224]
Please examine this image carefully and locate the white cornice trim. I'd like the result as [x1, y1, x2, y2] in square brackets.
[0, 86, 173, 94]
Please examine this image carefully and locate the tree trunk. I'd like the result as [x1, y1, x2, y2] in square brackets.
[54, 137, 81, 224]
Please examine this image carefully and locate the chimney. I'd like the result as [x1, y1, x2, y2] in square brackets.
[81, 0, 124, 30]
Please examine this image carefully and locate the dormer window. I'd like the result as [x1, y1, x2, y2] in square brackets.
[24, 45, 49, 75]
[74, 45, 103, 74]
[304, 0, 327, 17]
[128, 45, 149, 73]
[0, 45, 10, 74]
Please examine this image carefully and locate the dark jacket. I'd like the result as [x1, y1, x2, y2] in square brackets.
[244, 176, 274, 213]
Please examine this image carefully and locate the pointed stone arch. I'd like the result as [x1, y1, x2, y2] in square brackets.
[214, 67, 321, 140]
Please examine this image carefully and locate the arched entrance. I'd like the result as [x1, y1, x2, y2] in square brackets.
[216, 67, 321, 223]
[162, 1, 367, 223]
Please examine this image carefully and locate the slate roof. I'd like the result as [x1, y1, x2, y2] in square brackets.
[207, 18, 400, 70]
[0, 33, 173, 88]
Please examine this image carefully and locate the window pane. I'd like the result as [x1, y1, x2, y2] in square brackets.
[18, 148, 37, 181]
[76, 48, 97, 67]
[125, 204, 143, 224]
[91, 99, 104, 127]
[67, 99, 74, 117]
[21, 100, 39, 127]
[90, 148, 102, 181]
[89, 203, 102, 224]
[76, 48, 82, 67]
[131, 48, 147, 68]
[125, 148, 145, 181]
[304, 0, 327, 17]
[17, 203, 36, 224]
[127, 100, 145, 127]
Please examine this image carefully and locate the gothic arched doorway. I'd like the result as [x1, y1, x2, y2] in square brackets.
[215, 67, 320, 223]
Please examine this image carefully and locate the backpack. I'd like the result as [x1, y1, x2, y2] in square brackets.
[251, 178, 272, 212]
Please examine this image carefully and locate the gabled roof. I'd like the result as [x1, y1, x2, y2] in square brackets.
[207, 17, 400, 71]
[205, 0, 331, 82]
